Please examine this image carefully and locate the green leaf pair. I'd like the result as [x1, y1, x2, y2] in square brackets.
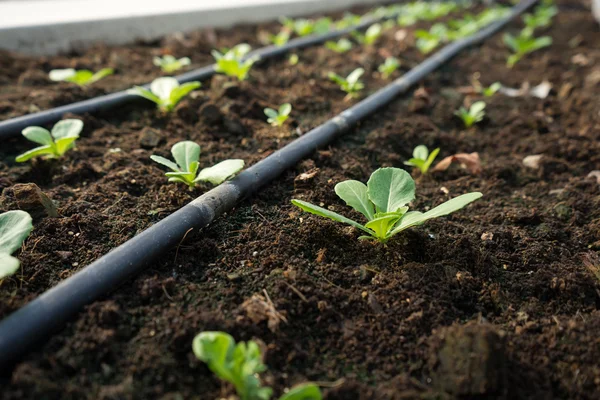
[16, 119, 83, 162]
[264, 103, 292, 127]
[378, 57, 400, 79]
[151, 141, 244, 189]
[328, 68, 364, 99]
[415, 23, 449, 54]
[128, 77, 201, 112]
[153, 55, 191, 73]
[481, 82, 502, 97]
[0, 211, 33, 280]
[325, 38, 353, 54]
[503, 31, 552, 68]
[211, 44, 258, 81]
[49, 68, 113, 87]
[193, 331, 321, 400]
[455, 101, 486, 128]
[292, 168, 481, 243]
[404, 145, 440, 175]
[351, 23, 382, 46]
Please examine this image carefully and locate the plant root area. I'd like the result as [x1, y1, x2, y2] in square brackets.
[1, 1, 599, 399]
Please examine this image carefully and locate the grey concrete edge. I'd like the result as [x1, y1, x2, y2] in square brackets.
[0, 0, 390, 55]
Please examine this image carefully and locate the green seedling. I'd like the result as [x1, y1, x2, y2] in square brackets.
[292, 167, 481, 243]
[325, 38, 353, 53]
[351, 23, 382, 45]
[335, 12, 361, 29]
[328, 68, 364, 99]
[16, 119, 83, 162]
[503, 31, 552, 68]
[269, 30, 291, 46]
[404, 145, 440, 175]
[0, 211, 33, 280]
[312, 17, 332, 35]
[281, 18, 314, 36]
[455, 101, 486, 128]
[264, 103, 292, 127]
[128, 77, 200, 112]
[481, 82, 502, 97]
[289, 54, 299, 65]
[49, 68, 113, 87]
[522, 3, 557, 37]
[153, 55, 191, 73]
[193, 331, 322, 400]
[415, 23, 449, 54]
[211, 44, 258, 81]
[378, 57, 400, 79]
[151, 141, 244, 189]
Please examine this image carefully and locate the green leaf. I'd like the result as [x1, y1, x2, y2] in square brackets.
[279, 103, 292, 116]
[196, 159, 244, 185]
[151, 77, 179, 100]
[291, 199, 373, 235]
[470, 101, 486, 116]
[89, 68, 114, 84]
[192, 331, 235, 383]
[0, 253, 20, 280]
[169, 81, 201, 106]
[48, 68, 76, 82]
[171, 141, 200, 171]
[128, 86, 161, 105]
[54, 136, 78, 155]
[69, 70, 94, 85]
[328, 72, 345, 86]
[22, 127, 53, 146]
[15, 145, 55, 162]
[346, 68, 364, 85]
[423, 148, 440, 173]
[0, 210, 33, 255]
[365, 212, 403, 240]
[413, 145, 429, 160]
[264, 108, 278, 119]
[389, 193, 482, 236]
[150, 155, 180, 172]
[367, 168, 415, 213]
[279, 383, 322, 400]
[334, 180, 374, 220]
[52, 119, 83, 139]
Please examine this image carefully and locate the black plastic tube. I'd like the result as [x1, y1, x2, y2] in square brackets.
[0, 11, 398, 140]
[0, 0, 537, 368]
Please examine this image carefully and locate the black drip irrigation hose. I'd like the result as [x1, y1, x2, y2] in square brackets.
[0, 12, 398, 140]
[0, 0, 537, 368]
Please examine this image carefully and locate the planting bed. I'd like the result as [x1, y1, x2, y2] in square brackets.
[1, 1, 600, 399]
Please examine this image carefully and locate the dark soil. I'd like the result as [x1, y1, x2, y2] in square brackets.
[1, 1, 600, 399]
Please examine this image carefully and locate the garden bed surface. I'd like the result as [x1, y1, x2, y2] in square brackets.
[1, 1, 600, 399]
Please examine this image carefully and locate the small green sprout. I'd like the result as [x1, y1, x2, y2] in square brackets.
[151, 141, 244, 189]
[264, 103, 292, 127]
[328, 68, 364, 99]
[128, 77, 201, 112]
[269, 30, 291, 47]
[153, 55, 191, 73]
[0, 210, 33, 280]
[455, 101, 486, 128]
[404, 145, 440, 175]
[335, 12, 361, 29]
[312, 17, 332, 35]
[352, 23, 382, 45]
[16, 119, 83, 162]
[378, 57, 400, 79]
[415, 23, 449, 54]
[503, 31, 552, 68]
[49, 68, 113, 87]
[522, 3, 557, 37]
[325, 38, 353, 53]
[211, 44, 258, 81]
[281, 18, 314, 36]
[289, 54, 299, 65]
[292, 168, 482, 243]
[481, 82, 502, 97]
[193, 331, 322, 400]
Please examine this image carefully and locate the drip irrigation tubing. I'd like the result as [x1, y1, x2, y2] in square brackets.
[0, 0, 537, 368]
[0, 8, 407, 140]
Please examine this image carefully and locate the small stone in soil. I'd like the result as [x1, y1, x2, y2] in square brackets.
[138, 127, 163, 149]
[0, 183, 59, 220]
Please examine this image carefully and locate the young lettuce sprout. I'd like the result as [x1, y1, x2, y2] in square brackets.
[153, 55, 191, 73]
[455, 101, 486, 128]
[128, 77, 201, 112]
[49, 68, 113, 87]
[415, 23, 449, 54]
[281, 17, 314, 36]
[269, 30, 291, 47]
[378, 57, 401, 79]
[522, 3, 557, 37]
[289, 54, 299, 66]
[193, 331, 322, 400]
[0, 210, 33, 280]
[312, 17, 332, 35]
[503, 31, 552, 68]
[481, 82, 502, 97]
[328, 68, 364, 99]
[16, 119, 83, 162]
[211, 44, 258, 81]
[335, 12, 361, 29]
[351, 23, 383, 45]
[292, 168, 481, 244]
[404, 145, 440, 175]
[151, 141, 244, 189]
[325, 38, 353, 53]
[264, 103, 292, 127]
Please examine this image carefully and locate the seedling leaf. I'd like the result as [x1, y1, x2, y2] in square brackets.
[280, 383, 323, 400]
[196, 159, 245, 185]
[0, 210, 33, 279]
[366, 168, 415, 213]
[334, 180, 374, 220]
[291, 200, 372, 235]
